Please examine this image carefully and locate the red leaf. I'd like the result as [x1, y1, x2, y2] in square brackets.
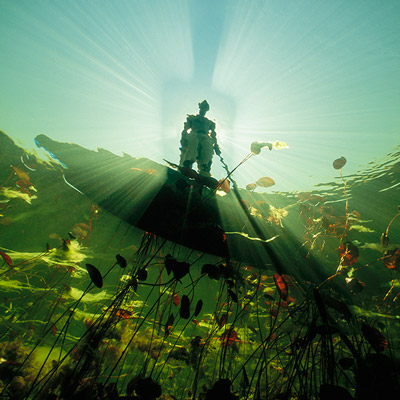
[51, 323, 57, 337]
[172, 293, 180, 306]
[338, 242, 359, 266]
[0, 251, 12, 267]
[273, 274, 288, 301]
[383, 248, 400, 270]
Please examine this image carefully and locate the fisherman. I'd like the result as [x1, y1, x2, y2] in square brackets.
[179, 100, 221, 177]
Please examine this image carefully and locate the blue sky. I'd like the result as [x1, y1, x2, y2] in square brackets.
[1, 0, 399, 191]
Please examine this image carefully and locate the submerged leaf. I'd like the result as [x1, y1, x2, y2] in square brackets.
[0, 251, 12, 267]
[201, 264, 222, 280]
[321, 293, 352, 322]
[165, 254, 190, 281]
[361, 323, 388, 352]
[273, 274, 288, 301]
[137, 267, 147, 281]
[338, 242, 359, 266]
[172, 293, 180, 306]
[116, 254, 127, 268]
[333, 156, 347, 170]
[165, 314, 174, 337]
[228, 289, 238, 303]
[85, 263, 103, 288]
[383, 248, 400, 270]
[180, 295, 190, 319]
[345, 277, 365, 294]
[194, 299, 203, 317]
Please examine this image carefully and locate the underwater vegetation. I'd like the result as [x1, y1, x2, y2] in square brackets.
[1, 131, 400, 399]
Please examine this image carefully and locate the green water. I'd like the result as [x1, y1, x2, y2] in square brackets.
[0, 132, 399, 399]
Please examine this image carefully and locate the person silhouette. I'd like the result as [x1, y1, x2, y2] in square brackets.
[179, 100, 220, 177]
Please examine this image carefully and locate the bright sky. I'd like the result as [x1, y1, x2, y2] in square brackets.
[1, 0, 399, 191]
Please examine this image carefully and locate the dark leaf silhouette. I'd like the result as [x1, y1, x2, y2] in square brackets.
[180, 295, 190, 319]
[165, 254, 190, 281]
[116, 254, 127, 268]
[228, 289, 238, 303]
[194, 299, 203, 317]
[201, 264, 222, 280]
[137, 267, 147, 281]
[361, 323, 388, 352]
[85, 263, 103, 288]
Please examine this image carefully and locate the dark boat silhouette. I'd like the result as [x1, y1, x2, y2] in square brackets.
[34, 134, 327, 284]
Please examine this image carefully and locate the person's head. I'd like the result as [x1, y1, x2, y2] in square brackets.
[198, 100, 209, 116]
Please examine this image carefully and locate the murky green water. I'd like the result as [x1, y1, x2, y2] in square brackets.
[1, 131, 399, 399]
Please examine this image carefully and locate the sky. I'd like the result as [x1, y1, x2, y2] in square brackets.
[1, 0, 399, 192]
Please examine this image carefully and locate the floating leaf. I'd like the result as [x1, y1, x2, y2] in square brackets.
[137, 267, 147, 281]
[250, 141, 272, 155]
[180, 295, 190, 319]
[256, 176, 275, 188]
[85, 263, 103, 288]
[361, 323, 388, 352]
[273, 274, 288, 301]
[218, 178, 230, 193]
[245, 183, 257, 191]
[0, 251, 12, 267]
[228, 289, 238, 303]
[338, 242, 359, 266]
[116, 254, 127, 268]
[332, 156, 347, 169]
[194, 299, 203, 317]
